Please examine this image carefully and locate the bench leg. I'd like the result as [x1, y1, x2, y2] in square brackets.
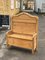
[7, 44, 11, 48]
[32, 49, 34, 54]
[6, 40, 10, 48]
[32, 39, 35, 54]
[36, 37, 38, 52]
[35, 46, 38, 51]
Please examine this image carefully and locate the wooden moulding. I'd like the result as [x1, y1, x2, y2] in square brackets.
[6, 12, 38, 54]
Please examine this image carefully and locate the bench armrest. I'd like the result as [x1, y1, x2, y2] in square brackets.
[6, 30, 11, 35]
[33, 33, 37, 38]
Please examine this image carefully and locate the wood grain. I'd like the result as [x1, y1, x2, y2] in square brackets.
[6, 12, 38, 54]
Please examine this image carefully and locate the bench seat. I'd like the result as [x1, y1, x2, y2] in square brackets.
[6, 31, 37, 41]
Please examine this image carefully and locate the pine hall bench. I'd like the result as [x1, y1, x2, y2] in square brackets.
[6, 12, 38, 54]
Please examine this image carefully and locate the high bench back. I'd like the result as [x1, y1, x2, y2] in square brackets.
[11, 12, 38, 35]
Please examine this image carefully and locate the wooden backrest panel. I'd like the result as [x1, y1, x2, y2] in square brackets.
[11, 12, 38, 35]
